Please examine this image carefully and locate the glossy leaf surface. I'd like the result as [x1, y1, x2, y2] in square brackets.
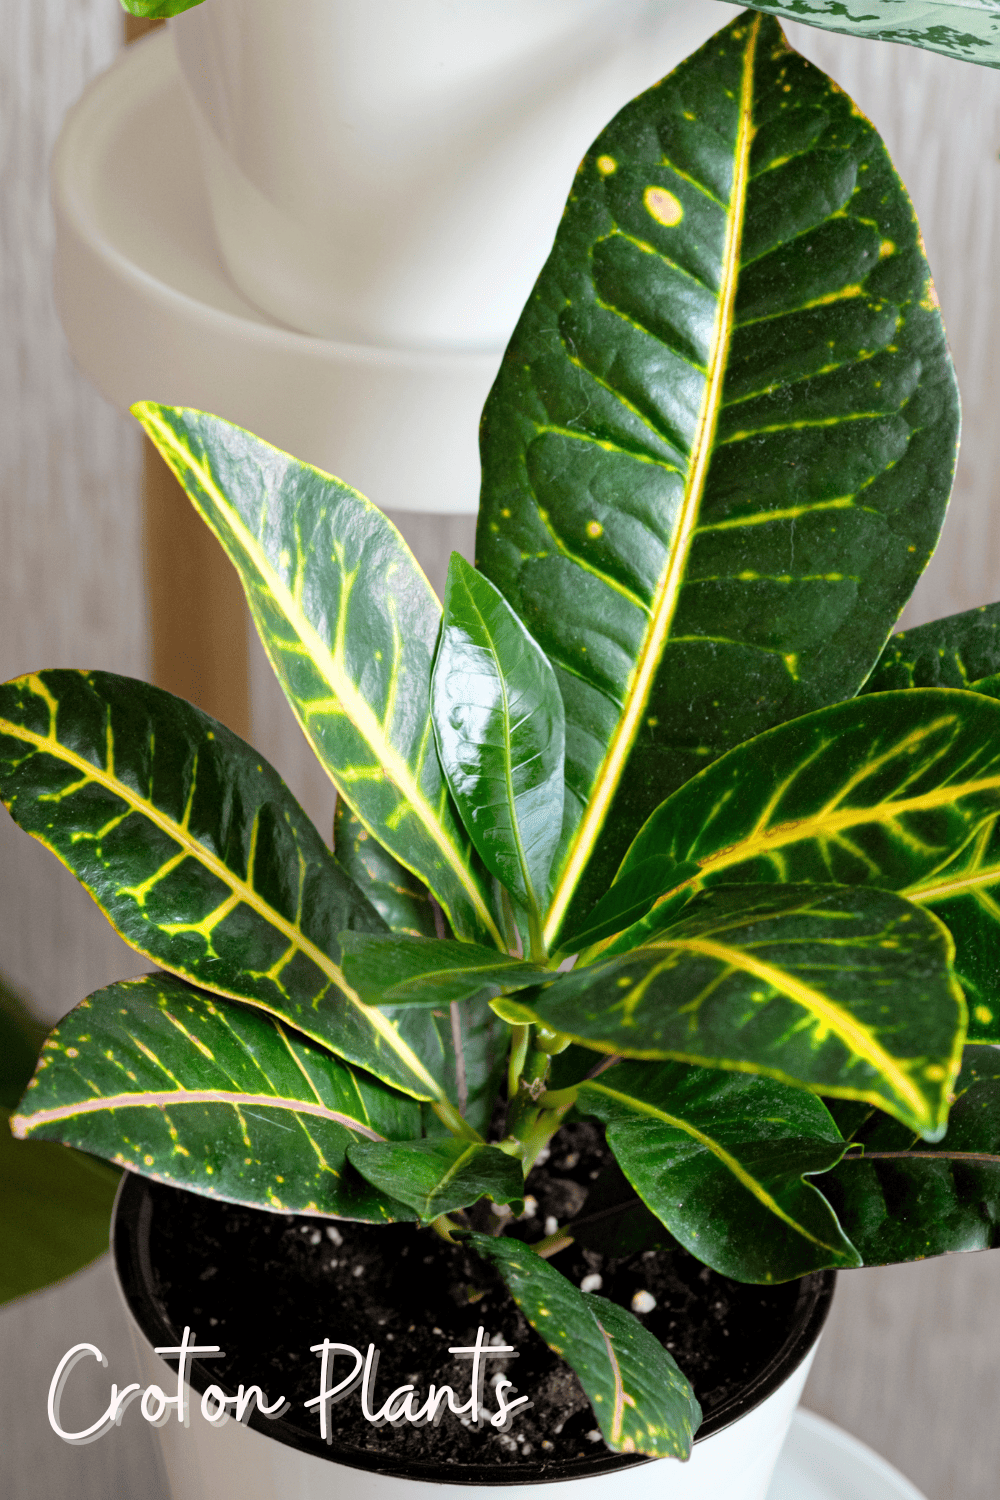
[818, 1047, 1000, 1262]
[134, 404, 503, 949]
[477, 12, 959, 945]
[340, 933, 551, 1008]
[578, 1060, 858, 1281]
[334, 798, 439, 938]
[432, 554, 565, 928]
[520, 885, 966, 1138]
[0, 669, 446, 1102]
[469, 1233, 700, 1456]
[864, 601, 1000, 695]
[347, 1138, 523, 1221]
[740, 0, 1000, 69]
[612, 691, 1000, 929]
[11, 973, 420, 1221]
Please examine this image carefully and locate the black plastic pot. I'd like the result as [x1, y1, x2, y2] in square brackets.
[112, 1173, 834, 1490]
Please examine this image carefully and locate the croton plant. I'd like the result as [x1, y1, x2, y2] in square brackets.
[8, 9, 1000, 1462]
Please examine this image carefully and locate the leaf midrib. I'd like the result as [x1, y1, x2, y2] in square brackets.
[542, 15, 762, 947]
[11, 1090, 386, 1139]
[2, 696, 440, 1101]
[139, 407, 504, 951]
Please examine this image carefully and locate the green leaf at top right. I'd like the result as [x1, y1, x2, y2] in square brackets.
[477, 10, 960, 952]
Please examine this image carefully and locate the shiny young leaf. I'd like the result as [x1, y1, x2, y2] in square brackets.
[817, 1047, 1000, 1263]
[11, 974, 421, 1221]
[517, 885, 966, 1139]
[477, 12, 959, 948]
[334, 798, 439, 938]
[608, 690, 1000, 934]
[431, 553, 565, 945]
[0, 670, 445, 1103]
[740, 0, 1000, 70]
[133, 404, 503, 950]
[468, 1233, 701, 1457]
[864, 600, 1000, 696]
[347, 1139, 523, 1222]
[340, 933, 552, 1009]
[120, 0, 203, 15]
[577, 1060, 859, 1282]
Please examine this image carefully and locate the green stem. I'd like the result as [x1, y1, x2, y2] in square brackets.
[508, 1024, 531, 1100]
[430, 1213, 463, 1242]
[432, 1096, 483, 1142]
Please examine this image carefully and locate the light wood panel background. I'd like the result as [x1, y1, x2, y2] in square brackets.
[3, 7, 1000, 1499]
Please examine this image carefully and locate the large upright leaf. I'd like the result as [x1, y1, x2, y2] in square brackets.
[134, 404, 503, 950]
[608, 691, 1000, 935]
[817, 1047, 1000, 1263]
[513, 884, 966, 1139]
[393, 995, 507, 1141]
[864, 601, 1000, 696]
[11, 973, 422, 1220]
[468, 1233, 701, 1458]
[477, 11, 959, 946]
[333, 798, 438, 938]
[348, 1138, 523, 1222]
[0, 670, 441, 1102]
[738, 0, 1000, 69]
[431, 554, 565, 940]
[577, 1060, 858, 1282]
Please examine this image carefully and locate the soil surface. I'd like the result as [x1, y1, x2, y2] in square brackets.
[132, 1122, 819, 1478]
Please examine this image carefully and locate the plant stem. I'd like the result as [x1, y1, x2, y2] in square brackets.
[507, 1024, 531, 1100]
[430, 1213, 463, 1242]
[432, 1096, 483, 1142]
[532, 1229, 576, 1259]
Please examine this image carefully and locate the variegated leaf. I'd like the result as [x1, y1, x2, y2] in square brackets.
[864, 600, 1000, 696]
[468, 1233, 701, 1458]
[740, 0, 1000, 69]
[604, 690, 1000, 946]
[477, 12, 959, 948]
[577, 1059, 858, 1281]
[0, 670, 444, 1102]
[511, 884, 967, 1139]
[11, 973, 421, 1220]
[333, 797, 439, 938]
[817, 1046, 1000, 1263]
[133, 404, 504, 950]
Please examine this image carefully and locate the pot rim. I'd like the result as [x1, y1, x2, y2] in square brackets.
[112, 1172, 835, 1488]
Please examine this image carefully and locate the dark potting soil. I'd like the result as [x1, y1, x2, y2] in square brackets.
[130, 1122, 822, 1478]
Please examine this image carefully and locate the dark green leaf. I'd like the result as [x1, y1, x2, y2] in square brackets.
[1, 1108, 120, 1308]
[11, 973, 421, 1221]
[609, 691, 1000, 936]
[741, 0, 1000, 69]
[431, 554, 565, 933]
[0, 669, 446, 1103]
[340, 932, 552, 1008]
[567, 1160, 677, 1258]
[556, 860, 699, 958]
[347, 1139, 523, 1222]
[134, 404, 504, 949]
[578, 1059, 858, 1281]
[863, 601, 1000, 695]
[397, 996, 507, 1142]
[818, 1046, 1000, 1263]
[468, 1233, 700, 1457]
[334, 797, 439, 938]
[517, 885, 966, 1139]
[477, 12, 959, 947]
